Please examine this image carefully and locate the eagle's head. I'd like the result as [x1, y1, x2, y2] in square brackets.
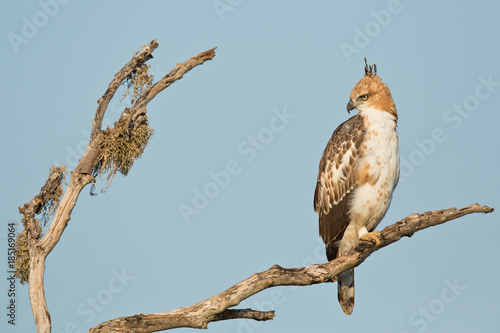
[346, 58, 397, 120]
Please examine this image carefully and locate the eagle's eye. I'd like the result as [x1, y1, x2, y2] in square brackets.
[360, 94, 368, 101]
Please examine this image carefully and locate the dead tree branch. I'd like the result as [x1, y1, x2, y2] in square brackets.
[19, 41, 216, 333]
[18, 166, 66, 330]
[90, 39, 158, 143]
[90, 204, 493, 333]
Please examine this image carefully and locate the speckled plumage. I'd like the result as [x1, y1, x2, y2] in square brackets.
[314, 60, 400, 315]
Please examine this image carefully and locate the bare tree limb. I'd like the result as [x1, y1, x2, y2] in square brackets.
[75, 39, 160, 175]
[18, 166, 66, 331]
[19, 41, 216, 333]
[89, 204, 493, 333]
[212, 309, 275, 322]
[90, 39, 158, 143]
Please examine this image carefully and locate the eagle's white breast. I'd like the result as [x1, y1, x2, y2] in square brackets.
[350, 107, 400, 234]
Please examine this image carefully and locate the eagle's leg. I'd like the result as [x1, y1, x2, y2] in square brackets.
[357, 225, 369, 237]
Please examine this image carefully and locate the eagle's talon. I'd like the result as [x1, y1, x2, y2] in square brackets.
[359, 231, 383, 246]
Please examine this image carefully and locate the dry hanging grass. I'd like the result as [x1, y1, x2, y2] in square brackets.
[122, 63, 154, 103]
[91, 115, 154, 193]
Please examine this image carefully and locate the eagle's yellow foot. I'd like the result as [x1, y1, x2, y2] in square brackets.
[359, 231, 383, 246]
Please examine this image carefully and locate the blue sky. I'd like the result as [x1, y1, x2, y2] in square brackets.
[1, 1, 499, 332]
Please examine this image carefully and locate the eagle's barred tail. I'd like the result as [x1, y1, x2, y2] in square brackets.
[337, 268, 355, 315]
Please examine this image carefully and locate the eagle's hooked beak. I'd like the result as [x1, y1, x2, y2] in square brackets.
[346, 100, 356, 113]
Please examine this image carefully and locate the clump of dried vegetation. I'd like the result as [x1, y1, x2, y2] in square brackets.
[15, 166, 66, 284]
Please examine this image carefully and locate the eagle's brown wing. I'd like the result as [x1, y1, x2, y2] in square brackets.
[314, 114, 365, 261]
